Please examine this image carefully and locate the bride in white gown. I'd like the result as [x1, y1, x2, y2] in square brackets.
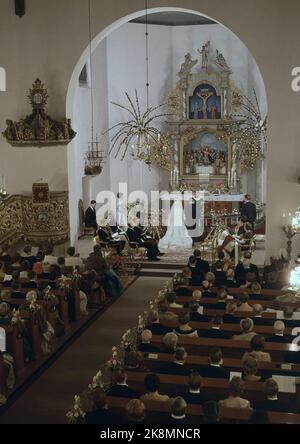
[158, 200, 193, 252]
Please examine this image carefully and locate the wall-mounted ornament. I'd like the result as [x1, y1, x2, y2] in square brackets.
[2, 78, 76, 147]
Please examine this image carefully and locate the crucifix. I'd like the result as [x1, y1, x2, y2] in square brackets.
[197, 91, 214, 119]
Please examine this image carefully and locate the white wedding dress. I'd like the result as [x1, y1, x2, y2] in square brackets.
[158, 200, 193, 252]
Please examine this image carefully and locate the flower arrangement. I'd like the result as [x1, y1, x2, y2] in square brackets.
[66, 395, 86, 424]
[88, 370, 104, 390]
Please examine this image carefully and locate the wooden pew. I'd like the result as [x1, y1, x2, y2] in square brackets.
[20, 312, 43, 359]
[161, 320, 293, 338]
[150, 335, 300, 363]
[0, 353, 5, 394]
[176, 296, 300, 309]
[0, 325, 25, 375]
[125, 371, 299, 410]
[142, 353, 300, 377]
[188, 287, 286, 297]
[107, 397, 300, 424]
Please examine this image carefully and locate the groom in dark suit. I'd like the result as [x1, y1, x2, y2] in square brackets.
[85, 200, 97, 233]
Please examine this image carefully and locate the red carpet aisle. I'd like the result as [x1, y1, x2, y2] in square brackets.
[0, 277, 167, 424]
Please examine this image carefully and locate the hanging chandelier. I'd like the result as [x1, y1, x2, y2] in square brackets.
[104, 0, 171, 169]
[222, 89, 267, 171]
[84, 0, 106, 176]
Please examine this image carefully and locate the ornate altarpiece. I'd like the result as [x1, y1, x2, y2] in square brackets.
[167, 42, 240, 194]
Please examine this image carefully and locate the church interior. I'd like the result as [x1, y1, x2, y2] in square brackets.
[0, 0, 300, 426]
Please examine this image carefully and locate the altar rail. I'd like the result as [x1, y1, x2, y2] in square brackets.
[0, 192, 69, 247]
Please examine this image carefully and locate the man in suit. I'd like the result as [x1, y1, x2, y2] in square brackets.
[189, 301, 210, 323]
[198, 315, 229, 339]
[183, 372, 209, 405]
[145, 310, 172, 336]
[194, 249, 210, 277]
[214, 261, 227, 286]
[225, 269, 239, 288]
[202, 280, 217, 298]
[107, 368, 139, 398]
[249, 282, 265, 301]
[160, 347, 190, 376]
[206, 287, 228, 310]
[138, 329, 160, 353]
[240, 194, 257, 229]
[85, 389, 120, 424]
[200, 348, 230, 379]
[223, 301, 240, 324]
[21, 270, 37, 289]
[252, 304, 273, 326]
[126, 224, 160, 261]
[255, 378, 289, 412]
[266, 320, 291, 343]
[235, 252, 260, 286]
[85, 200, 97, 232]
[163, 397, 192, 424]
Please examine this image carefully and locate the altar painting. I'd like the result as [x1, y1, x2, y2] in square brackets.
[182, 132, 227, 176]
[189, 84, 221, 120]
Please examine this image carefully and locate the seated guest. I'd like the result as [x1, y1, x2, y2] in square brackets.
[213, 261, 227, 286]
[225, 268, 238, 288]
[85, 389, 119, 424]
[201, 279, 216, 298]
[208, 287, 228, 310]
[191, 289, 202, 303]
[235, 252, 260, 286]
[202, 401, 220, 424]
[124, 351, 148, 372]
[242, 356, 262, 382]
[57, 256, 66, 270]
[201, 348, 230, 379]
[125, 399, 146, 424]
[184, 372, 209, 405]
[255, 378, 289, 412]
[204, 272, 216, 287]
[194, 249, 210, 277]
[237, 293, 253, 312]
[189, 301, 210, 323]
[11, 254, 22, 270]
[107, 368, 139, 398]
[223, 302, 239, 324]
[126, 223, 160, 261]
[188, 257, 203, 285]
[164, 397, 191, 424]
[211, 251, 226, 273]
[19, 260, 30, 279]
[174, 312, 198, 337]
[233, 318, 256, 341]
[145, 310, 172, 335]
[249, 282, 264, 300]
[138, 330, 160, 354]
[162, 332, 178, 354]
[65, 246, 83, 271]
[157, 299, 178, 322]
[160, 347, 190, 376]
[0, 301, 12, 325]
[140, 374, 170, 402]
[33, 251, 44, 274]
[98, 224, 125, 253]
[43, 246, 58, 266]
[165, 291, 183, 309]
[219, 377, 252, 409]
[252, 304, 267, 325]
[11, 280, 25, 299]
[242, 335, 271, 362]
[175, 277, 193, 297]
[21, 270, 37, 288]
[280, 306, 299, 327]
[266, 320, 291, 343]
[21, 245, 36, 269]
[198, 315, 229, 339]
[263, 271, 280, 290]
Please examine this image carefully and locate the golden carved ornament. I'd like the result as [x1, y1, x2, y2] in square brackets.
[2, 79, 77, 147]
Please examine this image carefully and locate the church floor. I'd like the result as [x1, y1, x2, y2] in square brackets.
[0, 277, 166, 424]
